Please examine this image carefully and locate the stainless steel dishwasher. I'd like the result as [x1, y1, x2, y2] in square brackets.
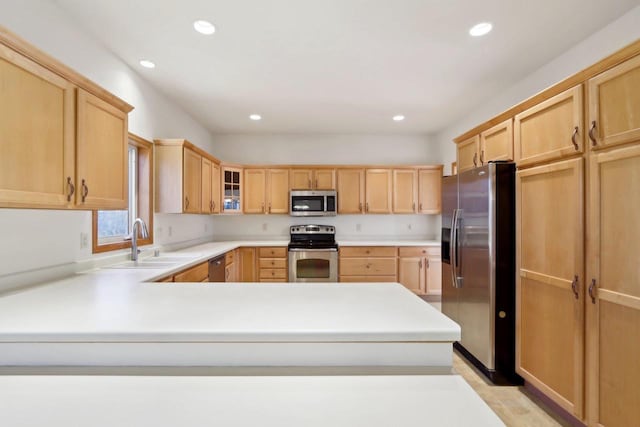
[208, 254, 226, 282]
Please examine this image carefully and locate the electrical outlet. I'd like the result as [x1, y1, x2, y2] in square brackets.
[80, 232, 88, 249]
[168, 226, 173, 237]
[407, 223, 412, 230]
[157, 227, 163, 236]
[356, 223, 362, 232]
[204, 223, 208, 232]
[262, 223, 268, 231]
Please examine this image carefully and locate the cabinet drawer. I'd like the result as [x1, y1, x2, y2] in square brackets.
[259, 268, 287, 279]
[174, 262, 209, 282]
[398, 247, 440, 257]
[157, 276, 174, 283]
[225, 250, 234, 265]
[260, 279, 288, 283]
[259, 258, 287, 269]
[259, 247, 287, 258]
[339, 258, 397, 276]
[340, 275, 398, 283]
[340, 247, 397, 257]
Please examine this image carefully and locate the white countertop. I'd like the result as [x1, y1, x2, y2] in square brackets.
[0, 281, 458, 342]
[0, 374, 503, 426]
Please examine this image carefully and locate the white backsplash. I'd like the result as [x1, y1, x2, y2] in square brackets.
[211, 214, 441, 241]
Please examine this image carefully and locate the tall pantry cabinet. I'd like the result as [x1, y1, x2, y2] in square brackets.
[454, 41, 640, 426]
[585, 54, 640, 427]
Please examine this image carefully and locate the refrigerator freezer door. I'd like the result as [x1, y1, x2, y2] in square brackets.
[457, 165, 495, 370]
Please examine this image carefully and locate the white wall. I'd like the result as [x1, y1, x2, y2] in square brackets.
[0, 0, 216, 282]
[434, 5, 640, 172]
[212, 134, 440, 165]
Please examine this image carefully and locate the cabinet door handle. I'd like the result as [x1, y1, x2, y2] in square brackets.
[426, 259, 429, 269]
[315, 179, 318, 188]
[81, 179, 89, 202]
[261, 202, 265, 213]
[359, 202, 363, 212]
[268, 202, 272, 213]
[413, 202, 416, 212]
[66, 177, 75, 202]
[419, 203, 423, 211]
[185, 196, 189, 209]
[571, 126, 580, 150]
[210, 200, 213, 212]
[418, 259, 422, 269]
[480, 150, 485, 165]
[473, 152, 478, 167]
[212, 200, 216, 211]
[588, 121, 597, 146]
[366, 202, 369, 212]
[571, 275, 579, 299]
[308, 179, 311, 188]
[588, 279, 597, 304]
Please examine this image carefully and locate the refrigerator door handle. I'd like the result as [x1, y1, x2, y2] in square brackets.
[450, 208, 459, 287]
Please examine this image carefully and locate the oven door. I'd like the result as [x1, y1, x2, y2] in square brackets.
[288, 248, 338, 282]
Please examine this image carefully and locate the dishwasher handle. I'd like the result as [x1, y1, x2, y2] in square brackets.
[208, 255, 226, 282]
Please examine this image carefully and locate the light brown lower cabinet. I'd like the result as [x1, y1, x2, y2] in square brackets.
[339, 247, 397, 283]
[586, 143, 640, 427]
[238, 247, 257, 282]
[173, 261, 209, 283]
[397, 247, 441, 296]
[516, 157, 584, 418]
[225, 249, 237, 282]
[258, 247, 288, 282]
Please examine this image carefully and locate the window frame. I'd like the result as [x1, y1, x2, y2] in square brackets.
[91, 133, 154, 253]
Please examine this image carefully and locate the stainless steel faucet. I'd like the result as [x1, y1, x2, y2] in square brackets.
[131, 218, 149, 261]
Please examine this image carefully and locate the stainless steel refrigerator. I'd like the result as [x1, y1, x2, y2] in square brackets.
[441, 162, 521, 384]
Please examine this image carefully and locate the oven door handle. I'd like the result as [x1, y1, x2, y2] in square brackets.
[288, 248, 338, 252]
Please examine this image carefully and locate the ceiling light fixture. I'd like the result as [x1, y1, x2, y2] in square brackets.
[139, 60, 156, 69]
[469, 22, 493, 37]
[194, 20, 216, 35]
[393, 115, 405, 121]
[249, 114, 262, 121]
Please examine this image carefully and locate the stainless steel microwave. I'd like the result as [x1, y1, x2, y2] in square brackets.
[290, 190, 337, 216]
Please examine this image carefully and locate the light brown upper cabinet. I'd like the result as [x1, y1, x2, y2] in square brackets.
[76, 89, 129, 209]
[516, 158, 584, 418]
[586, 143, 640, 427]
[480, 119, 513, 163]
[456, 135, 480, 173]
[155, 139, 219, 214]
[290, 168, 335, 190]
[201, 157, 217, 214]
[337, 168, 365, 214]
[221, 166, 242, 213]
[514, 85, 583, 167]
[418, 167, 442, 214]
[365, 169, 392, 213]
[211, 163, 221, 213]
[587, 54, 640, 151]
[0, 33, 132, 210]
[392, 169, 417, 213]
[244, 168, 289, 214]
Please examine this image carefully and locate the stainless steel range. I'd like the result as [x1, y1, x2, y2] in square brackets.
[288, 225, 338, 282]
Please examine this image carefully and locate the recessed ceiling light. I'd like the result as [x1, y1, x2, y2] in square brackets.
[469, 22, 493, 37]
[393, 115, 405, 122]
[194, 20, 216, 35]
[139, 60, 155, 69]
[249, 114, 262, 121]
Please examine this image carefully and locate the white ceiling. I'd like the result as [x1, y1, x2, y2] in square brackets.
[54, 0, 638, 135]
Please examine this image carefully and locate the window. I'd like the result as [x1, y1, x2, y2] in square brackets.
[92, 133, 153, 253]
